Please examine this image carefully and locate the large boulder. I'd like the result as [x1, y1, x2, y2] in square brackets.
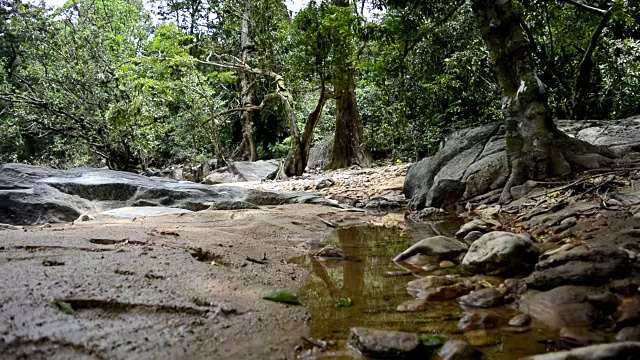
[0, 163, 335, 225]
[462, 231, 539, 276]
[404, 117, 640, 209]
[204, 160, 278, 184]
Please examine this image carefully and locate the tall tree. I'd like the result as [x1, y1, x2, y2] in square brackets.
[328, 0, 372, 169]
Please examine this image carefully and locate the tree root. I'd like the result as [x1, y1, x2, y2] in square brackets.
[499, 132, 629, 204]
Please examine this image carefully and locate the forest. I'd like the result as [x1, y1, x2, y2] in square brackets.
[1, 0, 638, 176]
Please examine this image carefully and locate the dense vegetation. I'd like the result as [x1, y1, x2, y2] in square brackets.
[1, 0, 638, 172]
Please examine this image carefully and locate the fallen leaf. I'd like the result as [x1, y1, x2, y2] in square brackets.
[263, 289, 302, 305]
[52, 299, 74, 314]
[335, 297, 353, 308]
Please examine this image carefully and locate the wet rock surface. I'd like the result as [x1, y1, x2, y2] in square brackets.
[347, 327, 424, 358]
[438, 340, 482, 360]
[458, 288, 505, 308]
[394, 235, 468, 262]
[522, 341, 640, 360]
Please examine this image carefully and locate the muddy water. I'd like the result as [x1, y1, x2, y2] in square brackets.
[292, 225, 558, 359]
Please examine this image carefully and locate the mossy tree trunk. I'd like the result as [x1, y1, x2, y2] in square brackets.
[238, 2, 257, 161]
[471, 0, 619, 203]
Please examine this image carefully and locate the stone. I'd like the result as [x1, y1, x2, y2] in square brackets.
[465, 329, 500, 347]
[406, 276, 458, 298]
[616, 297, 640, 330]
[508, 313, 531, 327]
[526, 248, 629, 290]
[455, 219, 489, 238]
[462, 231, 539, 276]
[203, 160, 278, 184]
[616, 326, 640, 341]
[458, 310, 510, 331]
[417, 285, 469, 301]
[510, 181, 536, 200]
[521, 342, 640, 360]
[439, 261, 456, 269]
[464, 231, 484, 243]
[364, 196, 402, 210]
[394, 236, 469, 263]
[314, 177, 334, 190]
[314, 245, 347, 259]
[458, 288, 505, 308]
[438, 340, 482, 360]
[559, 327, 606, 345]
[208, 201, 259, 210]
[99, 207, 193, 219]
[517, 286, 610, 329]
[74, 214, 95, 223]
[347, 327, 423, 358]
[0, 223, 23, 231]
[424, 179, 466, 209]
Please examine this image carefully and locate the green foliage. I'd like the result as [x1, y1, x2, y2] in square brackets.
[263, 289, 302, 305]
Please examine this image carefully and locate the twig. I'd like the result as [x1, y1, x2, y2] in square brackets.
[245, 257, 267, 265]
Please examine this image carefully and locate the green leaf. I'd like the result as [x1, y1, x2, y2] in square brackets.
[263, 289, 302, 305]
[420, 334, 444, 348]
[335, 296, 353, 308]
[52, 299, 75, 315]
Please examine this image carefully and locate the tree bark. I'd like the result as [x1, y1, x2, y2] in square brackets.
[238, 2, 257, 161]
[327, 0, 372, 170]
[471, 0, 619, 203]
[283, 86, 333, 177]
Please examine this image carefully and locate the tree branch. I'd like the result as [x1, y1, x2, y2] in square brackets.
[558, 0, 607, 16]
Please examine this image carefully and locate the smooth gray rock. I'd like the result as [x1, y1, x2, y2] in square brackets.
[455, 219, 489, 238]
[394, 236, 469, 262]
[204, 160, 278, 184]
[521, 342, 640, 360]
[525, 248, 629, 290]
[462, 231, 539, 276]
[0, 163, 336, 225]
[459, 288, 505, 308]
[438, 340, 482, 360]
[208, 201, 259, 210]
[99, 207, 192, 219]
[405, 118, 640, 210]
[347, 327, 424, 358]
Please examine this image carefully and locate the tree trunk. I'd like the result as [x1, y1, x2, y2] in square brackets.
[283, 87, 331, 177]
[238, 2, 257, 161]
[328, 82, 372, 169]
[471, 0, 618, 203]
[328, 0, 372, 170]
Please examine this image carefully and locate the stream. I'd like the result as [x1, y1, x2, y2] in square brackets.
[291, 223, 559, 359]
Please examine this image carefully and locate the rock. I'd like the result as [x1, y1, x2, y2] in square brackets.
[465, 329, 500, 347]
[438, 340, 482, 360]
[508, 313, 532, 327]
[424, 179, 466, 209]
[440, 261, 456, 269]
[394, 236, 469, 263]
[510, 180, 537, 200]
[416, 285, 469, 301]
[0, 223, 23, 231]
[458, 288, 505, 308]
[208, 201, 259, 210]
[517, 286, 610, 328]
[99, 207, 193, 219]
[314, 177, 334, 190]
[616, 297, 640, 330]
[307, 137, 333, 170]
[364, 196, 402, 210]
[464, 231, 484, 243]
[458, 310, 510, 331]
[314, 245, 347, 259]
[347, 327, 424, 358]
[74, 214, 95, 223]
[559, 327, 606, 345]
[455, 219, 489, 238]
[521, 342, 640, 360]
[203, 160, 278, 184]
[462, 231, 539, 276]
[405, 118, 640, 210]
[526, 248, 629, 290]
[406, 276, 458, 297]
[616, 326, 640, 341]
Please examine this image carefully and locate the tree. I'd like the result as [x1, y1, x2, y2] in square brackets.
[381, 0, 627, 205]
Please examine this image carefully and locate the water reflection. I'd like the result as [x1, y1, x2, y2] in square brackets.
[294, 224, 558, 359]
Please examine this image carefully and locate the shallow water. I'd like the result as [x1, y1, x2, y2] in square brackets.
[293, 224, 558, 359]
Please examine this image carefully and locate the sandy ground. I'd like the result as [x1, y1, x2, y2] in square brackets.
[0, 204, 380, 360]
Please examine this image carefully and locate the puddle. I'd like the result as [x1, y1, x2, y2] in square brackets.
[293, 225, 557, 359]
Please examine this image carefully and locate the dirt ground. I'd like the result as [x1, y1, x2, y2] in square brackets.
[0, 204, 384, 360]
